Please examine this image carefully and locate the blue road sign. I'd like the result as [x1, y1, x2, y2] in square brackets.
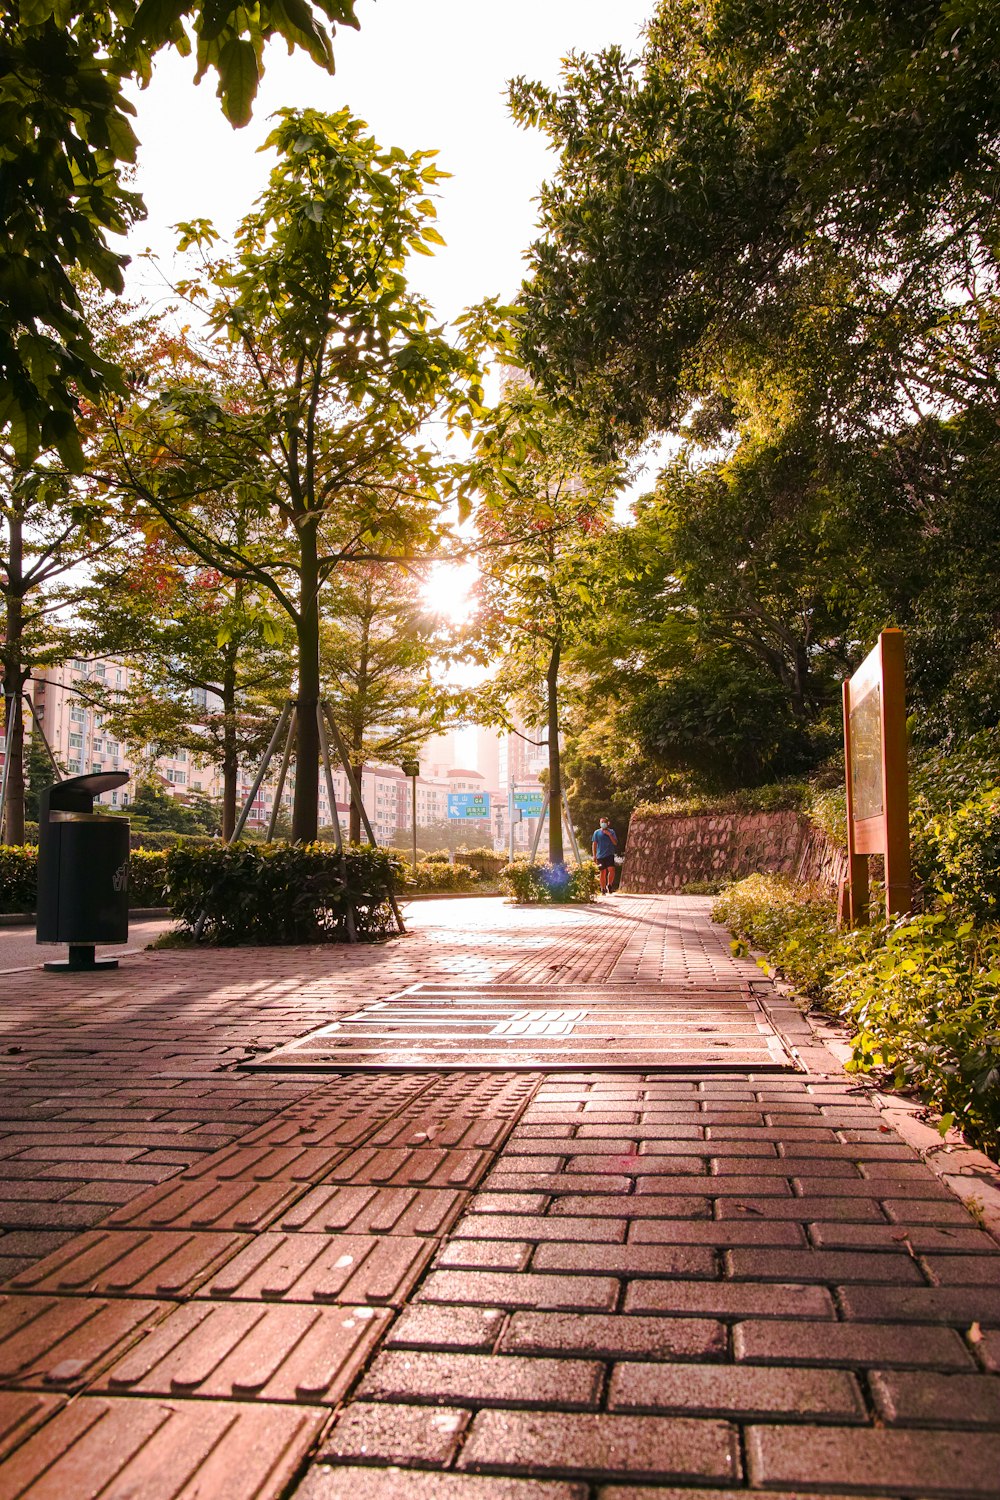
[448, 792, 491, 819]
[513, 790, 545, 815]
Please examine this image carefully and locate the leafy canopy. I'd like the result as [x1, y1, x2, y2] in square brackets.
[0, 1, 360, 467]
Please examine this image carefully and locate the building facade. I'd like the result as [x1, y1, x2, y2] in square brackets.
[18, 657, 503, 847]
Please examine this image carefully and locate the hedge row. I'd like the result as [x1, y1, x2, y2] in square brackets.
[165, 842, 401, 944]
[0, 845, 171, 912]
[404, 861, 484, 894]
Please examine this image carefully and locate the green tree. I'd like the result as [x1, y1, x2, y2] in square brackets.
[22, 730, 64, 826]
[126, 777, 219, 835]
[473, 384, 623, 863]
[80, 530, 292, 839]
[1, 452, 127, 843]
[102, 108, 486, 842]
[0, 0, 360, 467]
[511, 0, 1000, 449]
[321, 563, 454, 842]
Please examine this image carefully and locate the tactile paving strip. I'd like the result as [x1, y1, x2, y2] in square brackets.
[96, 1300, 389, 1403]
[277, 1185, 466, 1237]
[4, 1230, 250, 1300]
[0, 1296, 163, 1391]
[0, 1394, 325, 1498]
[195, 1232, 435, 1305]
[247, 984, 799, 1072]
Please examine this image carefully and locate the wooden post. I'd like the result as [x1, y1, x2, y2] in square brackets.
[879, 629, 911, 917]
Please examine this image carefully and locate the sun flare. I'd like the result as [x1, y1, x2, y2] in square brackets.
[421, 561, 478, 625]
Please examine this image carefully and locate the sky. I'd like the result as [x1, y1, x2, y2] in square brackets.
[125, 1, 653, 321]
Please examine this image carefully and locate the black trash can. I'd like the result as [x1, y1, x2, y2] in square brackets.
[36, 772, 131, 971]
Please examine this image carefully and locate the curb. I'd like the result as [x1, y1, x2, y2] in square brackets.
[0, 908, 171, 929]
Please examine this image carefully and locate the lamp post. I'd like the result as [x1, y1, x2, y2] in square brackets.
[401, 757, 420, 871]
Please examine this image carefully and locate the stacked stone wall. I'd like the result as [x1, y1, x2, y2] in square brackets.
[621, 810, 847, 894]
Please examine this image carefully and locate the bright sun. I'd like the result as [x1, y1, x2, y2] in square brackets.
[421, 561, 478, 625]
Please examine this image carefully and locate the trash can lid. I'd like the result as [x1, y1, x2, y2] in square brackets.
[49, 771, 130, 811]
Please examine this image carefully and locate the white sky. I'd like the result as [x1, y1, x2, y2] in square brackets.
[125, 1, 652, 320]
[123, 1, 671, 692]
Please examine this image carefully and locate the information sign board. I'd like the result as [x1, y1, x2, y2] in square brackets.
[842, 629, 910, 924]
[448, 792, 491, 820]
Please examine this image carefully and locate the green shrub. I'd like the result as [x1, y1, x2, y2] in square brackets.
[500, 860, 599, 904]
[165, 841, 403, 944]
[0, 845, 37, 911]
[0, 844, 179, 913]
[918, 789, 1000, 920]
[455, 848, 507, 878]
[829, 911, 1000, 1156]
[713, 874, 1000, 1158]
[807, 784, 847, 847]
[126, 830, 214, 852]
[713, 874, 854, 994]
[404, 861, 483, 894]
[129, 849, 170, 906]
[634, 782, 810, 820]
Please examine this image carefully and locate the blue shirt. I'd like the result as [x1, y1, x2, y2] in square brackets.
[592, 827, 617, 859]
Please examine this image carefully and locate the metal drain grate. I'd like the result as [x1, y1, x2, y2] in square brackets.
[244, 983, 799, 1073]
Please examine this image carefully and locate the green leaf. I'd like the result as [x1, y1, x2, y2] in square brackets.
[217, 38, 260, 128]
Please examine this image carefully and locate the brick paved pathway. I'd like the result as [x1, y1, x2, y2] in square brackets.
[0, 895, 998, 1498]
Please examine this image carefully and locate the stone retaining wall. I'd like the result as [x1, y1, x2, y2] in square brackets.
[621, 810, 848, 894]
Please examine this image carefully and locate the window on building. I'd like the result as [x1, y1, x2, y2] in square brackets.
[93, 662, 106, 678]
[91, 763, 102, 774]
[67, 758, 82, 773]
[92, 739, 103, 754]
[68, 732, 83, 748]
[70, 705, 86, 724]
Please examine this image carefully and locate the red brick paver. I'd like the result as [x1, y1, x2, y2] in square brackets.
[0, 894, 998, 1499]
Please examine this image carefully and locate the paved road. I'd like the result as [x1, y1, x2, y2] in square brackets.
[0, 916, 177, 974]
[0, 894, 997, 1498]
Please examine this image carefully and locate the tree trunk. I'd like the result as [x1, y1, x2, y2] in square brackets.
[349, 739, 364, 843]
[292, 524, 320, 841]
[220, 660, 238, 842]
[2, 514, 26, 845]
[349, 606, 371, 845]
[546, 639, 563, 865]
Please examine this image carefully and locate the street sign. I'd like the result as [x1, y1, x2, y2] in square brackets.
[448, 792, 491, 819]
[513, 789, 545, 815]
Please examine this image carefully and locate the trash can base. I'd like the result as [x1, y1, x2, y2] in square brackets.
[44, 944, 119, 973]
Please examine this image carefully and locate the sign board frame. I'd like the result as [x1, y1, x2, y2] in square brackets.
[842, 628, 911, 924]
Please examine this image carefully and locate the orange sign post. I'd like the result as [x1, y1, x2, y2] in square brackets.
[842, 629, 911, 925]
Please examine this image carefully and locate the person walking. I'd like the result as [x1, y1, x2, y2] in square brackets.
[591, 816, 620, 894]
